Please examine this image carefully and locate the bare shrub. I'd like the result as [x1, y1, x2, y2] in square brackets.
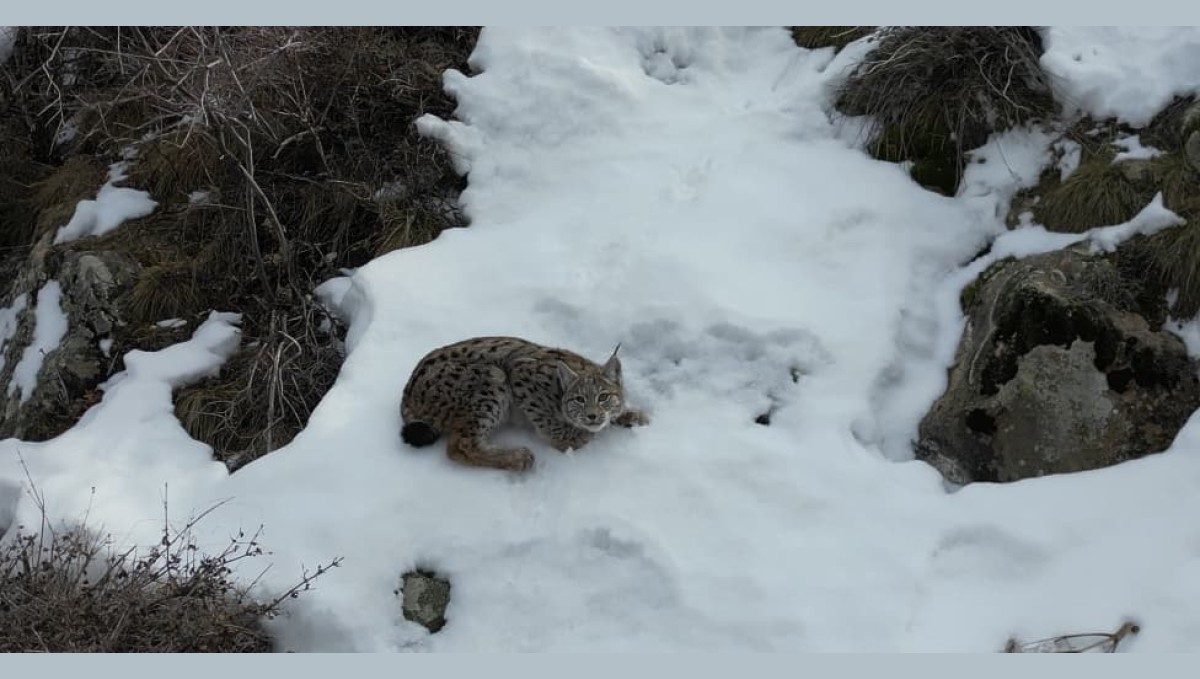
[0, 478, 340, 652]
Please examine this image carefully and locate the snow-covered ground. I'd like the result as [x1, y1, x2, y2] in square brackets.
[4, 26, 1200, 652]
[52, 161, 157, 245]
[0, 293, 30, 373]
[6, 281, 68, 403]
[1040, 27, 1200, 127]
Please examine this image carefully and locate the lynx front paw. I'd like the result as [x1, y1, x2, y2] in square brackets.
[615, 409, 650, 428]
[502, 447, 536, 472]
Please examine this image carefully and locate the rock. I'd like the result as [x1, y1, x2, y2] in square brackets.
[1115, 158, 1154, 184]
[1184, 131, 1200, 174]
[0, 478, 18, 541]
[0, 239, 141, 440]
[1181, 100, 1200, 137]
[1181, 101, 1200, 173]
[399, 569, 451, 633]
[917, 244, 1200, 484]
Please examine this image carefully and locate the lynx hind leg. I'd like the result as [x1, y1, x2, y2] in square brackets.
[447, 433, 534, 472]
[443, 364, 534, 472]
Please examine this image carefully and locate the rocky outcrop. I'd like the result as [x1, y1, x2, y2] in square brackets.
[917, 244, 1200, 484]
[0, 478, 17, 541]
[399, 569, 451, 633]
[0, 232, 142, 441]
[1183, 100, 1200, 173]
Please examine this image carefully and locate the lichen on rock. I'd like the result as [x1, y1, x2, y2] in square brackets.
[398, 569, 451, 634]
[918, 244, 1200, 484]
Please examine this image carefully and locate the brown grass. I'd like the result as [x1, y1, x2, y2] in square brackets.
[790, 27, 874, 52]
[1, 27, 479, 464]
[31, 155, 106, 238]
[837, 27, 1056, 194]
[174, 305, 343, 472]
[1132, 153, 1200, 316]
[0, 117, 51, 253]
[1032, 157, 1153, 234]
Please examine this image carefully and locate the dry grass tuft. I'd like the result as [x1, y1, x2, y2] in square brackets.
[837, 27, 1056, 194]
[127, 261, 200, 326]
[1032, 157, 1152, 234]
[31, 155, 106, 238]
[175, 305, 343, 472]
[1130, 153, 1200, 316]
[790, 27, 874, 52]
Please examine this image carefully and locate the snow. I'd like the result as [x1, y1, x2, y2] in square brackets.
[1087, 192, 1183, 253]
[955, 125, 1057, 220]
[6, 282, 68, 404]
[98, 337, 114, 358]
[1041, 27, 1200, 127]
[52, 161, 157, 245]
[0, 293, 30, 374]
[54, 116, 80, 148]
[0, 311, 238, 538]
[1053, 138, 1082, 180]
[155, 318, 188, 329]
[4, 27, 1200, 652]
[1112, 134, 1164, 163]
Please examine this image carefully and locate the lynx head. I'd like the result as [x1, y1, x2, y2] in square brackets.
[557, 345, 625, 433]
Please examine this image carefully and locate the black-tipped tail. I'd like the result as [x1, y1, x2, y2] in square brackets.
[401, 421, 441, 447]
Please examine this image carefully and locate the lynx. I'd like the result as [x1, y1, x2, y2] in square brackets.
[400, 336, 650, 472]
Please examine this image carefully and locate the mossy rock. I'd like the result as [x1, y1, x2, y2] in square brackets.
[918, 245, 1199, 484]
[960, 257, 1015, 313]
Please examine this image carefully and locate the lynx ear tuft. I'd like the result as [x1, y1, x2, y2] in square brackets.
[602, 345, 622, 382]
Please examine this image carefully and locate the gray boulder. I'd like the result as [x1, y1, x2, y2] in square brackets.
[399, 569, 451, 633]
[0, 478, 18, 541]
[1183, 100, 1200, 173]
[917, 244, 1200, 484]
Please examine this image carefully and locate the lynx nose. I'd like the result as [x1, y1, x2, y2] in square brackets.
[585, 412, 603, 424]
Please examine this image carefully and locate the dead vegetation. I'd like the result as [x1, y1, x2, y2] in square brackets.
[1009, 99, 1200, 317]
[1004, 620, 1140, 653]
[836, 27, 1056, 195]
[1030, 153, 1148, 234]
[0, 477, 340, 652]
[789, 27, 874, 52]
[1, 27, 479, 465]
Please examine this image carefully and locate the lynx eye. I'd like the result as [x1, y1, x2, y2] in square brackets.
[599, 392, 617, 404]
[571, 396, 586, 405]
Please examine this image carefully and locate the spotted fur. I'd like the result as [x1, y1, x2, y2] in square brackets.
[400, 336, 649, 471]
